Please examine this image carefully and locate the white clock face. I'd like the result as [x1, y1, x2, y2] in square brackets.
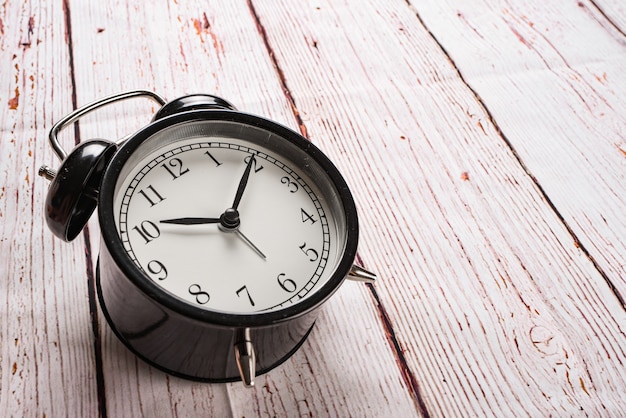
[112, 120, 347, 314]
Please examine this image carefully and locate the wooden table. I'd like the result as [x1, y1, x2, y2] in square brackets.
[2, 0, 625, 416]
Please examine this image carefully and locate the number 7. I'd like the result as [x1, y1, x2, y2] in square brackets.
[236, 285, 255, 306]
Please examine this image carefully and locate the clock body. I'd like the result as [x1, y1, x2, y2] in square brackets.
[95, 105, 359, 382]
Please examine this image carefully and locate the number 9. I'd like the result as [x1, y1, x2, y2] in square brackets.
[147, 260, 168, 280]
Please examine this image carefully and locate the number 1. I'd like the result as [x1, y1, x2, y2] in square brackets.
[205, 151, 223, 167]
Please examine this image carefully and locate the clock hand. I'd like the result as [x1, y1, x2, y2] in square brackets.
[216, 209, 265, 259]
[160, 153, 255, 229]
[234, 229, 267, 260]
[231, 154, 255, 210]
[160, 215, 265, 258]
[160, 217, 221, 225]
[161, 152, 255, 228]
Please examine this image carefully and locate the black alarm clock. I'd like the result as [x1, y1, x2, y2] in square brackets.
[39, 90, 375, 387]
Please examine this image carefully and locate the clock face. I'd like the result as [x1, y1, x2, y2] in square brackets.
[109, 117, 351, 314]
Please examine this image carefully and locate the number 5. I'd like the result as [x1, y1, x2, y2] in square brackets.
[299, 242, 319, 262]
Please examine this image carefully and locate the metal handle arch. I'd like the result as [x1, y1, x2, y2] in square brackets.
[49, 89, 166, 161]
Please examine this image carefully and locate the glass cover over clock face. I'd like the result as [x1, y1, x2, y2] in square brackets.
[111, 118, 348, 314]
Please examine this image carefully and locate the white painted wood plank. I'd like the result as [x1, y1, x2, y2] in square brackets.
[4, 0, 624, 416]
[414, 0, 626, 294]
[250, 0, 626, 415]
[65, 0, 420, 416]
[0, 2, 100, 416]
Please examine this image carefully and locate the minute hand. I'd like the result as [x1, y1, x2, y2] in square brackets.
[231, 155, 255, 210]
[160, 217, 221, 225]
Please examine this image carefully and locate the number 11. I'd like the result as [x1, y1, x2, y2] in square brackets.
[138, 184, 165, 207]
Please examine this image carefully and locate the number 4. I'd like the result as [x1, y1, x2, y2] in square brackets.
[300, 208, 317, 224]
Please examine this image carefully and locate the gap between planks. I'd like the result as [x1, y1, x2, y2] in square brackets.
[404, 0, 625, 311]
[247, 0, 433, 414]
[63, 0, 109, 415]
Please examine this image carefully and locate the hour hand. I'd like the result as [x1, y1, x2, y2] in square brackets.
[160, 217, 221, 225]
[232, 154, 255, 210]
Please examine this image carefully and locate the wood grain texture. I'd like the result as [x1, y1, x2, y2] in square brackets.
[589, 0, 626, 36]
[249, 0, 626, 415]
[0, 1, 100, 417]
[415, 0, 626, 301]
[1, 0, 624, 416]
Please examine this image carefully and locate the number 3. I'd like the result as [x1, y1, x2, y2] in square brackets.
[281, 176, 299, 193]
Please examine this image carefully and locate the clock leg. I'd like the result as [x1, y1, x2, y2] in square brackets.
[234, 328, 256, 388]
[346, 264, 377, 283]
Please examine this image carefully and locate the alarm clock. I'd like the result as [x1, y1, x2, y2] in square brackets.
[39, 90, 375, 387]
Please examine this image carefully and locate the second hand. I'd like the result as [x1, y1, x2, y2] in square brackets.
[234, 229, 267, 260]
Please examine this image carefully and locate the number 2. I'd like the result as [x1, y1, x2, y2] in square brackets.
[244, 155, 264, 173]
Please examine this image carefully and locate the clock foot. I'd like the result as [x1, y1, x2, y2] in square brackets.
[235, 331, 256, 388]
[347, 264, 376, 284]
